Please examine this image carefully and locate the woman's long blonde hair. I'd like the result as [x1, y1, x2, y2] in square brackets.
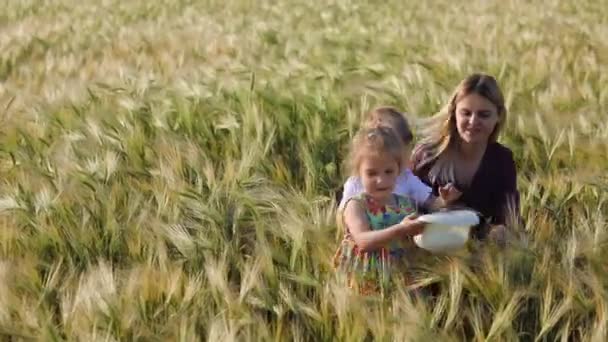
[417, 73, 507, 184]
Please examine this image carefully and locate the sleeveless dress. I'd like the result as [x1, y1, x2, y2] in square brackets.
[333, 193, 417, 296]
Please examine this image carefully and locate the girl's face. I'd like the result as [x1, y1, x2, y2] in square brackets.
[455, 93, 499, 145]
[359, 152, 400, 202]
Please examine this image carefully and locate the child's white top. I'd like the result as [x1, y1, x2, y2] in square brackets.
[338, 169, 431, 209]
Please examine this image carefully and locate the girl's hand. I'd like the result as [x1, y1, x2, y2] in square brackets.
[439, 183, 462, 205]
[400, 214, 426, 236]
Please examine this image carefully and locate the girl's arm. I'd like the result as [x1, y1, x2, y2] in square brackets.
[344, 200, 425, 252]
[399, 171, 432, 207]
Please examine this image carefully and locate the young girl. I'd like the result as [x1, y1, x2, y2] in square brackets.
[333, 126, 427, 296]
[338, 106, 460, 212]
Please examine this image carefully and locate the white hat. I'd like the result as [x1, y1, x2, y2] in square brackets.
[413, 210, 480, 253]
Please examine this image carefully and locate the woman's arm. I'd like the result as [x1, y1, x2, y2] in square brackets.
[493, 149, 520, 226]
[344, 200, 425, 252]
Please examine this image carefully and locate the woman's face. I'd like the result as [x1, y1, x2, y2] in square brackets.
[454, 93, 499, 144]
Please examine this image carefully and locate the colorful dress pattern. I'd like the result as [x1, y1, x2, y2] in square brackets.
[333, 193, 417, 296]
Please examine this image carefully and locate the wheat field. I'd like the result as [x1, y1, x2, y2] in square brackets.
[1, 0, 607, 340]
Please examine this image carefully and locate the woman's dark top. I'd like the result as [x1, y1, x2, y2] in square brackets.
[411, 142, 520, 238]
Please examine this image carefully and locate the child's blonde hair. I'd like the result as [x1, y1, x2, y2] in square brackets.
[363, 106, 414, 146]
[337, 125, 405, 234]
[348, 126, 405, 177]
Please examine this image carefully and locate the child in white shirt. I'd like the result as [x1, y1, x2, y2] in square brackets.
[338, 107, 459, 210]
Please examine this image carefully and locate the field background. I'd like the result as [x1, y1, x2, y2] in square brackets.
[1, 0, 607, 340]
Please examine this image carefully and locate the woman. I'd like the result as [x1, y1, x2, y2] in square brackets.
[411, 73, 520, 242]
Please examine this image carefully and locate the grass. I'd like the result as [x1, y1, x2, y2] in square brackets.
[0, 0, 607, 340]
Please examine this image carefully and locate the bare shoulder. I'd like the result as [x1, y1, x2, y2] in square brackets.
[344, 196, 365, 215]
[343, 196, 371, 233]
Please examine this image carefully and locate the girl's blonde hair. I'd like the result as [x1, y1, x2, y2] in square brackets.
[417, 73, 506, 183]
[348, 125, 405, 177]
[363, 106, 414, 145]
[337, 125, 405, 232]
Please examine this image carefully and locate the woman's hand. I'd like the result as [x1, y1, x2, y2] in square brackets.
[400, 214, 426, 237]
[488, 224, 507, 246]
[424, 183, 463, 211]
[439, 183, 462, 205]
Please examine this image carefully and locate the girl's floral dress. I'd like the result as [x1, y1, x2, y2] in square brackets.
[334, 193, 417, 296]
